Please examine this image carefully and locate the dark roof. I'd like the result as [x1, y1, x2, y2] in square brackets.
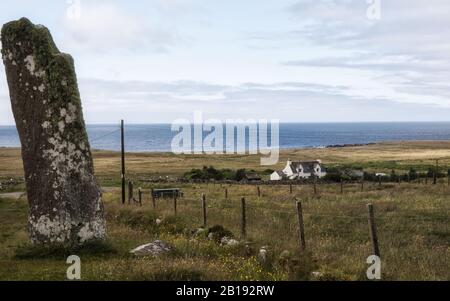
[290, 161, 323, 173]
[244, 173, 261, 180]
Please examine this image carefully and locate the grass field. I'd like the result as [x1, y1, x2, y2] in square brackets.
[0, 142, 449, 280]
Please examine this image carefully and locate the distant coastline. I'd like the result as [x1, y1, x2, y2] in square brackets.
[1, 122, 450, 152]
[325, 143, 376, 148]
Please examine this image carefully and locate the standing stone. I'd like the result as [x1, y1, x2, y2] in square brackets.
[1, 18, 106, 245]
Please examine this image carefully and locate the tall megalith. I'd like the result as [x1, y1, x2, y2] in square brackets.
[1, 18, 106, 245]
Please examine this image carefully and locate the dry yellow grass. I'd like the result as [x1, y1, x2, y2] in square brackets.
[0, 142, 449, 280]
[3, 141, 450, 178]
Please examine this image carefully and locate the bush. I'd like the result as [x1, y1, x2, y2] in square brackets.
[323, 172, 342, 182]
[235, 169, 247, 182]
[207, 225, 234, 243]
[263, 169, 274, 175]
[184, 166, 251, 181]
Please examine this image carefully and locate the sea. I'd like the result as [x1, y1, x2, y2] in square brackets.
[1, 122, 450, 152]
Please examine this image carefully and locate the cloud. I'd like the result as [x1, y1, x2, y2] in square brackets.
[2, 74, 450, 124]
[285, 0, 450, 57]
[2, 1, 450, 125]
[72, 78, 450, 123]
[270, 0, 450, 108]
[61, 2, 181, 53]
[284, 54, 450, 73]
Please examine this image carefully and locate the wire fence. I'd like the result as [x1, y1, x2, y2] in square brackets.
[136, 192, 449, 279]
[9, 123, 446, 276]
[120, 187, 450, 256]
[89, 126, 121, 143]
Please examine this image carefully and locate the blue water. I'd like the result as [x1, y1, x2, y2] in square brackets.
[1, 123, 450, 152]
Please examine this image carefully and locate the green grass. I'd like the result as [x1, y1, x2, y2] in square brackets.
[0, 142, 449, 280]
[0, 181, 449, 281]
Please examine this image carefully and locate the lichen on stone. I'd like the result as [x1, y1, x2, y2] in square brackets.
[2, 18, 106, 246]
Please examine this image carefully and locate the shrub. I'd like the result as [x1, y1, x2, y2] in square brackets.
[235, 169, 247, 182]
[207, 225, 234, 243]
[184, 166, 249, 181]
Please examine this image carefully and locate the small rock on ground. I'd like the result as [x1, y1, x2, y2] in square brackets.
[130, 240, 172, 257]
[220, 236, 239, 246]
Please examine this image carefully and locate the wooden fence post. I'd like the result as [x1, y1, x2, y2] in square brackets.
[120, 120, 126, 205]
[367, 203, 381, 258]
[225, 188, 228, 200]
[202, 193, 207, 228]
[378, 175, 381, 187]
[289, 184, 293, 194]
[296, 200, 306, 251]
[313, 176, 317, 195]
[361, 179, 364, 192]
[241, 197, 246, 238]
[128, 181, 133, 204]
[433, 159, 438, 185]
[257, 186, 261, 198]
[173, 195, 177, 216]
[138, 188, 142, 206]
[151, 188, 156, 209]
[340, 178, 344, 194]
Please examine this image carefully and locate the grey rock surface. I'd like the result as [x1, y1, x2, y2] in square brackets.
[130, 240, 173, 257]
[1, 18, 106, 245]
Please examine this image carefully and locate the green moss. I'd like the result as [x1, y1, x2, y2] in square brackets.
[1, 18, 59, 71]
[2, 18, 92, 162]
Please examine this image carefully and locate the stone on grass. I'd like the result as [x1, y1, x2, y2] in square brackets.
[258, 246, 268, 262]
[220, 236, 239, 247]
[1, 18, 105, 245]
[130, 240, 173, 257]
[195, 228, 206, 236]
[311, 271, 323, 279]
[279, 250, 291, 260]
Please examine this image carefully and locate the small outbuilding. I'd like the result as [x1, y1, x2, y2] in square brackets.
[241, 173, 262, 183]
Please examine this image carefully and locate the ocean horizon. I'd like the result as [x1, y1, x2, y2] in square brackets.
[1, 122, 450, 152]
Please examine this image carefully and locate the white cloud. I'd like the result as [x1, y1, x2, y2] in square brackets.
[2, 1, 450, 124]
[274, 0, 450, 108]
[61, 2, 180, 53]
[73, 78, 450, 124]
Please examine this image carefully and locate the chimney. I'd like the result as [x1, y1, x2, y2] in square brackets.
[287, 158, 292, 166]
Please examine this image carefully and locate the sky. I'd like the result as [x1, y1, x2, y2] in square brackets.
[1, 0, 450, 124]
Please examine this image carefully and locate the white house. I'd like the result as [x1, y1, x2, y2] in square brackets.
[270, 159, 327, 181]
[270, 171, 285, 181]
